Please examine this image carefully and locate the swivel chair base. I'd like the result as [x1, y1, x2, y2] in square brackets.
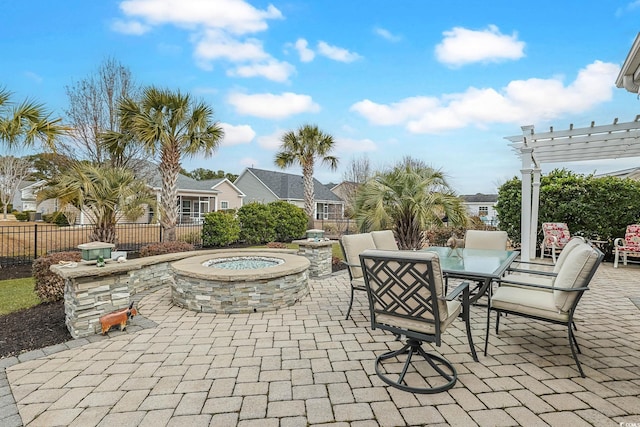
[375, 338, 457, 394]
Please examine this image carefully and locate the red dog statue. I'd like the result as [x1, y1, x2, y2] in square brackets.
[99, 302, 138, 335]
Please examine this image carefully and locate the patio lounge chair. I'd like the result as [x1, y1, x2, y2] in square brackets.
[485, 240, 603, 377]
[359, 249, 477, 393]
[371, 230, 399, 250]
[614, 224, 640, 268]
[540, 222, 572, 263]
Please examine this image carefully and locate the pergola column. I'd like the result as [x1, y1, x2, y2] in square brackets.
[530, 168, 541, 258]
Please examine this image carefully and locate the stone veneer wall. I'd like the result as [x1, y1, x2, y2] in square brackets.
[53, 249, 301, 339]
[62, 262, 174, 338]
[293, 239, 334, 277]
[172, 270, 309, 314]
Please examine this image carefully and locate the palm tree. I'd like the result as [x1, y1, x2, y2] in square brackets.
[0, 87, 67, 150]
[355, 158, 468, 249]
[117, 87, 224, 241]
[39, 163, 156, 244]
[275, 124, 338, 226]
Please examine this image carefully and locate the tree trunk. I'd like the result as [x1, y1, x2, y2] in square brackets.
[159, 142, 180, 242]
[302, 162, 314, 228]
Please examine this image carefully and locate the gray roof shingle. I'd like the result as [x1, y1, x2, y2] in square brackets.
[247, 168, 342, 202]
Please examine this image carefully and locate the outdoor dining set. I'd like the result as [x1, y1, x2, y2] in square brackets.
[339, 228, 605, 394]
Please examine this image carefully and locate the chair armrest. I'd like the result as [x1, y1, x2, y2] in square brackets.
[507, 268, 557, 277]
[341, 260, 360, 268]
[445, 281, 469, 301]
[614, 237, 624, 247]
[514, 259, 554, 267]
[499, 279, 588, 292]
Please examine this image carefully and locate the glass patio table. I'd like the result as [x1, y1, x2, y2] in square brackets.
[423, 247, 520, 304]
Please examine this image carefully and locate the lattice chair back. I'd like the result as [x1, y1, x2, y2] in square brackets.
[359, 249, 450, 342]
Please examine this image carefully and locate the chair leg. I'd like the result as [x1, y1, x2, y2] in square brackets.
[345, 286, 355, 320]
[614, 250, 619, 268]
[484, 306, 492, 356]
[375, 339, 457, 394]
[567, 323, 585, 377]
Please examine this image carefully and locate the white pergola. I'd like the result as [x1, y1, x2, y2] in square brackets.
[504, 32, 640, 261]
[506, 118, 640, 261]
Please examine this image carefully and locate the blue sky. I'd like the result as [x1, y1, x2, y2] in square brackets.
[2, 0, 640, 194]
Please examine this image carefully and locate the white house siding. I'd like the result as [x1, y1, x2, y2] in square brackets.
[234, 172, 279, 204]
[213, 180, 244, 210]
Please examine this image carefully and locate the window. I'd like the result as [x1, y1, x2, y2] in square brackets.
[478, 206, 488, 217]
[220, 201, 229, 210]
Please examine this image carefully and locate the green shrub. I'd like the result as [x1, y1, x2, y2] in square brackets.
[496, 169, 640, 255]
[269, 201, 307, 242]
[237, 202, 275, 244]
[202, 210, 240, 247]
[42, 211, 70, 226]
[14, 211, 30, 221]
[32, 251, 82, 302]
[139, 241, 194, 257]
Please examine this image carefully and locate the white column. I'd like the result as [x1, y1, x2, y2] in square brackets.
[530, 168, 541, 258]
[520, 147, 534, 261]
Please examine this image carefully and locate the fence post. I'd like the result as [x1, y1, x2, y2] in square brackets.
[159, 225, 162, 243]
[34, 223, 38, 260]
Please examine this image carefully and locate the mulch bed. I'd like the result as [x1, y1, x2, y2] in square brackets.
[0, 259, 347, 359]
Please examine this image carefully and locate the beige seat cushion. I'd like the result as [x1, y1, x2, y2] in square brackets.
[465, 230, 508, 250]
[371, 230, 399, 250]
[377, 300, 461, 335]
[553, 243, 599, 312]
[491, 286, 570, 322]
[341, 233, 376, 279]
[552, 237, 585, 273]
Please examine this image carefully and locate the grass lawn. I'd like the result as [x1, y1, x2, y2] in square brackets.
[0, 277, 39, 316]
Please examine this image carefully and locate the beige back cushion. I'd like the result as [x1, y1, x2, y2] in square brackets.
[465, 230, 508, 250]
[552, 237, 585, 273]
[553, 243, 599, 312]
[360, 249, 447, 319]
[341, 233, 376, 278]
[371, 230, 399, 250]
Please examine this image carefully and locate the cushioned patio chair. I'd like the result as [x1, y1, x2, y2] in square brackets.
[540, 222, 571, 263]
[465, 230, 508, 251]
[340, 233, 377, 320]
[371, 230, 399, 250]
[359, 249, 477, 394]
[445, 230, 509, 297]
[614, 224, 640, 268]
[485, 241, 603, 377]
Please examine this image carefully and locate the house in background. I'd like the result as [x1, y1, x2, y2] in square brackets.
[461, 193, 499, 226]
[146, 173, 245, 224]
[234, 168, 345, 221]
[595, 167, 640, 180]
[12, 167, 245, 225]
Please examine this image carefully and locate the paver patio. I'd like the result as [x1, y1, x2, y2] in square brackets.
[1, 262, 639, 426]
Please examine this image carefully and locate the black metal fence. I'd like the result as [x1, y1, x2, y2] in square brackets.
[0, 223, 204, 267]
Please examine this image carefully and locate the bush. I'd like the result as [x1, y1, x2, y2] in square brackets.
[139, 241, 194, 257]
[238, 202, 276, 244]
[179, 231, 202, 245]
[202, 210, 240, 247]
[496, 169, 640, 255]
[42, 211, 70, 226]
[32, 251, 82, 302]
[14, 211, 30, 221]
[269, 201, 307, 242]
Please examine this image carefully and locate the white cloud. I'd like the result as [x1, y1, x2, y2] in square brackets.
[228, 59, 295, 82]
[351, 61, 619, 134]
[118, 0, 282, 35]
[227, 92, 320, 119]
[111, 19, 150, 35]
[24, 71, 43, 84]
[435, 25, 525, 67]
[335, 137, 377, 153]
[257, 129, 284, 150]
[373, 27, 401, 42]
[294, 38, 315, 62]
[220, 123, 255, 146]
[317, 41, 362, 62]
[194, 29, 269, 64]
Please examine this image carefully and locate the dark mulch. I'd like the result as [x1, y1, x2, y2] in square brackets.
[1, 258, 347, 359]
